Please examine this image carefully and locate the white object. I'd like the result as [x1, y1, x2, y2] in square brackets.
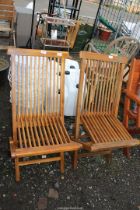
[51, 30, 57, 39]
[26, 2, 33, 10]
[64, 59, 80, 116]
[122, 21, 136, 32]
[131, 22, 140, 41]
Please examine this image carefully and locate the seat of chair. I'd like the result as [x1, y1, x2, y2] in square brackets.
[80, 113, 140, 152]
[10, 115, 81, 158]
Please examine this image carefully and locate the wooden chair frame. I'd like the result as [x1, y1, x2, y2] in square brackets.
[123, 58, 140, 133]
[74, 52, 140, 163]
[8, 48, 81, 181]
[40, 17, 80, 50]
[0, 0, 16, 48]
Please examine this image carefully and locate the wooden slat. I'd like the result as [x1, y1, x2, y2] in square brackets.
[29, 56, 33, 118]
[55, 117, 69, 144]
[37, 120, 45, 146]
[41, 56, 45, 116]
[0, 11, 14, 16]
[0, 5, 14, 10]
[19, 156, 61, 166]
[14, 142, 82, 158]
[17, 126, 23, 148]
[45, 57, 48, 113]
[25, 56, 28, 116]
[90, 140, 140, 152]
[44, 117, 55, 145]
[80, 51, 128, 64]
[21, 118, 27, 148]
[8, 48, 69, 58]
[25, 120, 32, 148]
[37, 56, 41, 117]
[0, 16, 13, 21]
[51, 116, 64, 144]
[28, 120, 36, 147]
[40, 118, 50, 146]
[47, 117, 59, 145]
[32, 119, 41, 146]
[0, 0, 14, 5]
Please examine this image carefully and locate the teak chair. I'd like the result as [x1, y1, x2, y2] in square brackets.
[123, 58, 140, 133]
[0, 0, 16, 48]
[8, 48, 81, 181]
[75, 52, 140, 162]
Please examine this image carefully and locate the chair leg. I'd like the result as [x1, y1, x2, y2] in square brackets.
[104, 152, 112, 164]
[73, 150, 78, 170]
[60, 152, 64, 173]
[123, 148, 130, 158]
[15, 158, 20, 182]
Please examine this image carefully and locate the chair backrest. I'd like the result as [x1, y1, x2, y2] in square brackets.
[126, 58, 140, 94]
[66, 20, 80, 49]
[0, 0, 15, 23]
[8, 48, 69, 123]
[77, 52, 127, 116]
[104, 36, 140, 64]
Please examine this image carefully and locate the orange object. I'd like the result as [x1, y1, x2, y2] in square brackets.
[123, 59, 140, 133]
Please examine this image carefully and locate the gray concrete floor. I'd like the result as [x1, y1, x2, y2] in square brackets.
[14, 0, 98, 19]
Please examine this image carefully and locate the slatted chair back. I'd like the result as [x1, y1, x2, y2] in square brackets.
[0, 0, 15, 23]
[77, 52, 127, 117]
[9, 48, 69, 141]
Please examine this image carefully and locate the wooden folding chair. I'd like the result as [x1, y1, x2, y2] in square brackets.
[8, 48, 81, 181]
[123, 58, 140, 134]
[0, 0, 16, 48]
[75, 52, 140, 163]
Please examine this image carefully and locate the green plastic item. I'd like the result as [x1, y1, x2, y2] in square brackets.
[99, 16, 116, 32]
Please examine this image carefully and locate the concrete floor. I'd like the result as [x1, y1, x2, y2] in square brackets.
[14, 0, 98, 19]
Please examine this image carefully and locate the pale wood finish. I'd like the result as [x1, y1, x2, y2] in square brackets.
[0, 0, 16, 47]
[66, 20, 80, 49]
[123, 58, 140, 131]
[75, 52, 140, 158]
[8, 48, 81, 181]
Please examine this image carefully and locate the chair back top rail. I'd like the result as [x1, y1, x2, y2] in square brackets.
[77, 52, 127, 116]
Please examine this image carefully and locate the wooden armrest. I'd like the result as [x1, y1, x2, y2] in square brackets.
[124, 89, 140, 105]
